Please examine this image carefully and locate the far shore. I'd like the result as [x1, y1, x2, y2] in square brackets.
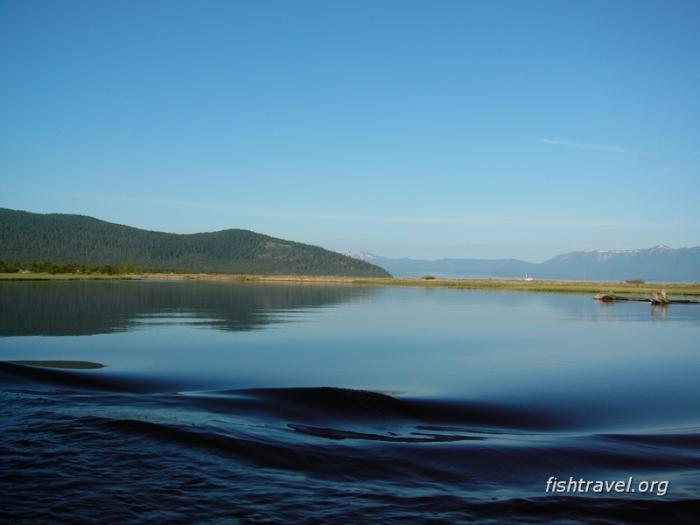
[2, 272, 699, 295]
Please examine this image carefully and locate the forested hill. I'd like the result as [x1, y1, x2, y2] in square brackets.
[0, 208, 390, 277]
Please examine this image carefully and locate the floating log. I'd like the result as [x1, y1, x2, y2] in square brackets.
[650, 289, 669, 305]
[594, 291, 700, 305]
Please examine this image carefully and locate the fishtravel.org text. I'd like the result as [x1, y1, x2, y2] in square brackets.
[545, 476, 668, 496]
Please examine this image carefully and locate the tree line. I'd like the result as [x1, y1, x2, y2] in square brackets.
[0, 260, 138, 275]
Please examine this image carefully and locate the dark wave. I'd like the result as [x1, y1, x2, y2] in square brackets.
[0, 364, 572, 432]
[3, 366, 700, 523]
[0, 361, 184, 393]
[238, 387, 573, 430]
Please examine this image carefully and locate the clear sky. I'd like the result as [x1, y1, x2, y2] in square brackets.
[1, 0, 698, 261]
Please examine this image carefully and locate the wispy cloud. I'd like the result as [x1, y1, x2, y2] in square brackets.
[537, 138, 642, 155]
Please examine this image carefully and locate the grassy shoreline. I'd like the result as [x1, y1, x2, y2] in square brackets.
[0, 272, 137, 281]
[2, 272, 699, 295]
[351, 277, 700, 295]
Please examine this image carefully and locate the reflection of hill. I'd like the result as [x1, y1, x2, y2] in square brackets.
[0, 281, 373, 336]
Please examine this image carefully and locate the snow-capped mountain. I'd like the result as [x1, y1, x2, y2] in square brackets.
[341, 251, 380, 261]
[345, 246, 700, 282]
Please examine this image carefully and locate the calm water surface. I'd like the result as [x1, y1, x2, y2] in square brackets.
[1, 281, 699, 523]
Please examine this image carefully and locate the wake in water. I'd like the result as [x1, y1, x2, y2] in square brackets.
[1, 362, 699, 524]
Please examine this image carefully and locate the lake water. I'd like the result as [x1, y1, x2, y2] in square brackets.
[1, 281, 699, 523]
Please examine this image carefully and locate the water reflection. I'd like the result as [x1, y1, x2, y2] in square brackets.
[0, 281, 374, 336]
[651, 303, 668, 320]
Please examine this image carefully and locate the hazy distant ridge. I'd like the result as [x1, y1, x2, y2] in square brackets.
[0, 208, 390, 277]
[347, 247, 700, 282]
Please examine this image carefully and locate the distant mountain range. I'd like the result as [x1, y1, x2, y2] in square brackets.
[345, 246, 700, 282]
[0, 208, 390, 277]
[3, 207, 696, 281]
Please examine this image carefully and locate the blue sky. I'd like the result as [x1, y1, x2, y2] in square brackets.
[1, 0, 698, 261]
